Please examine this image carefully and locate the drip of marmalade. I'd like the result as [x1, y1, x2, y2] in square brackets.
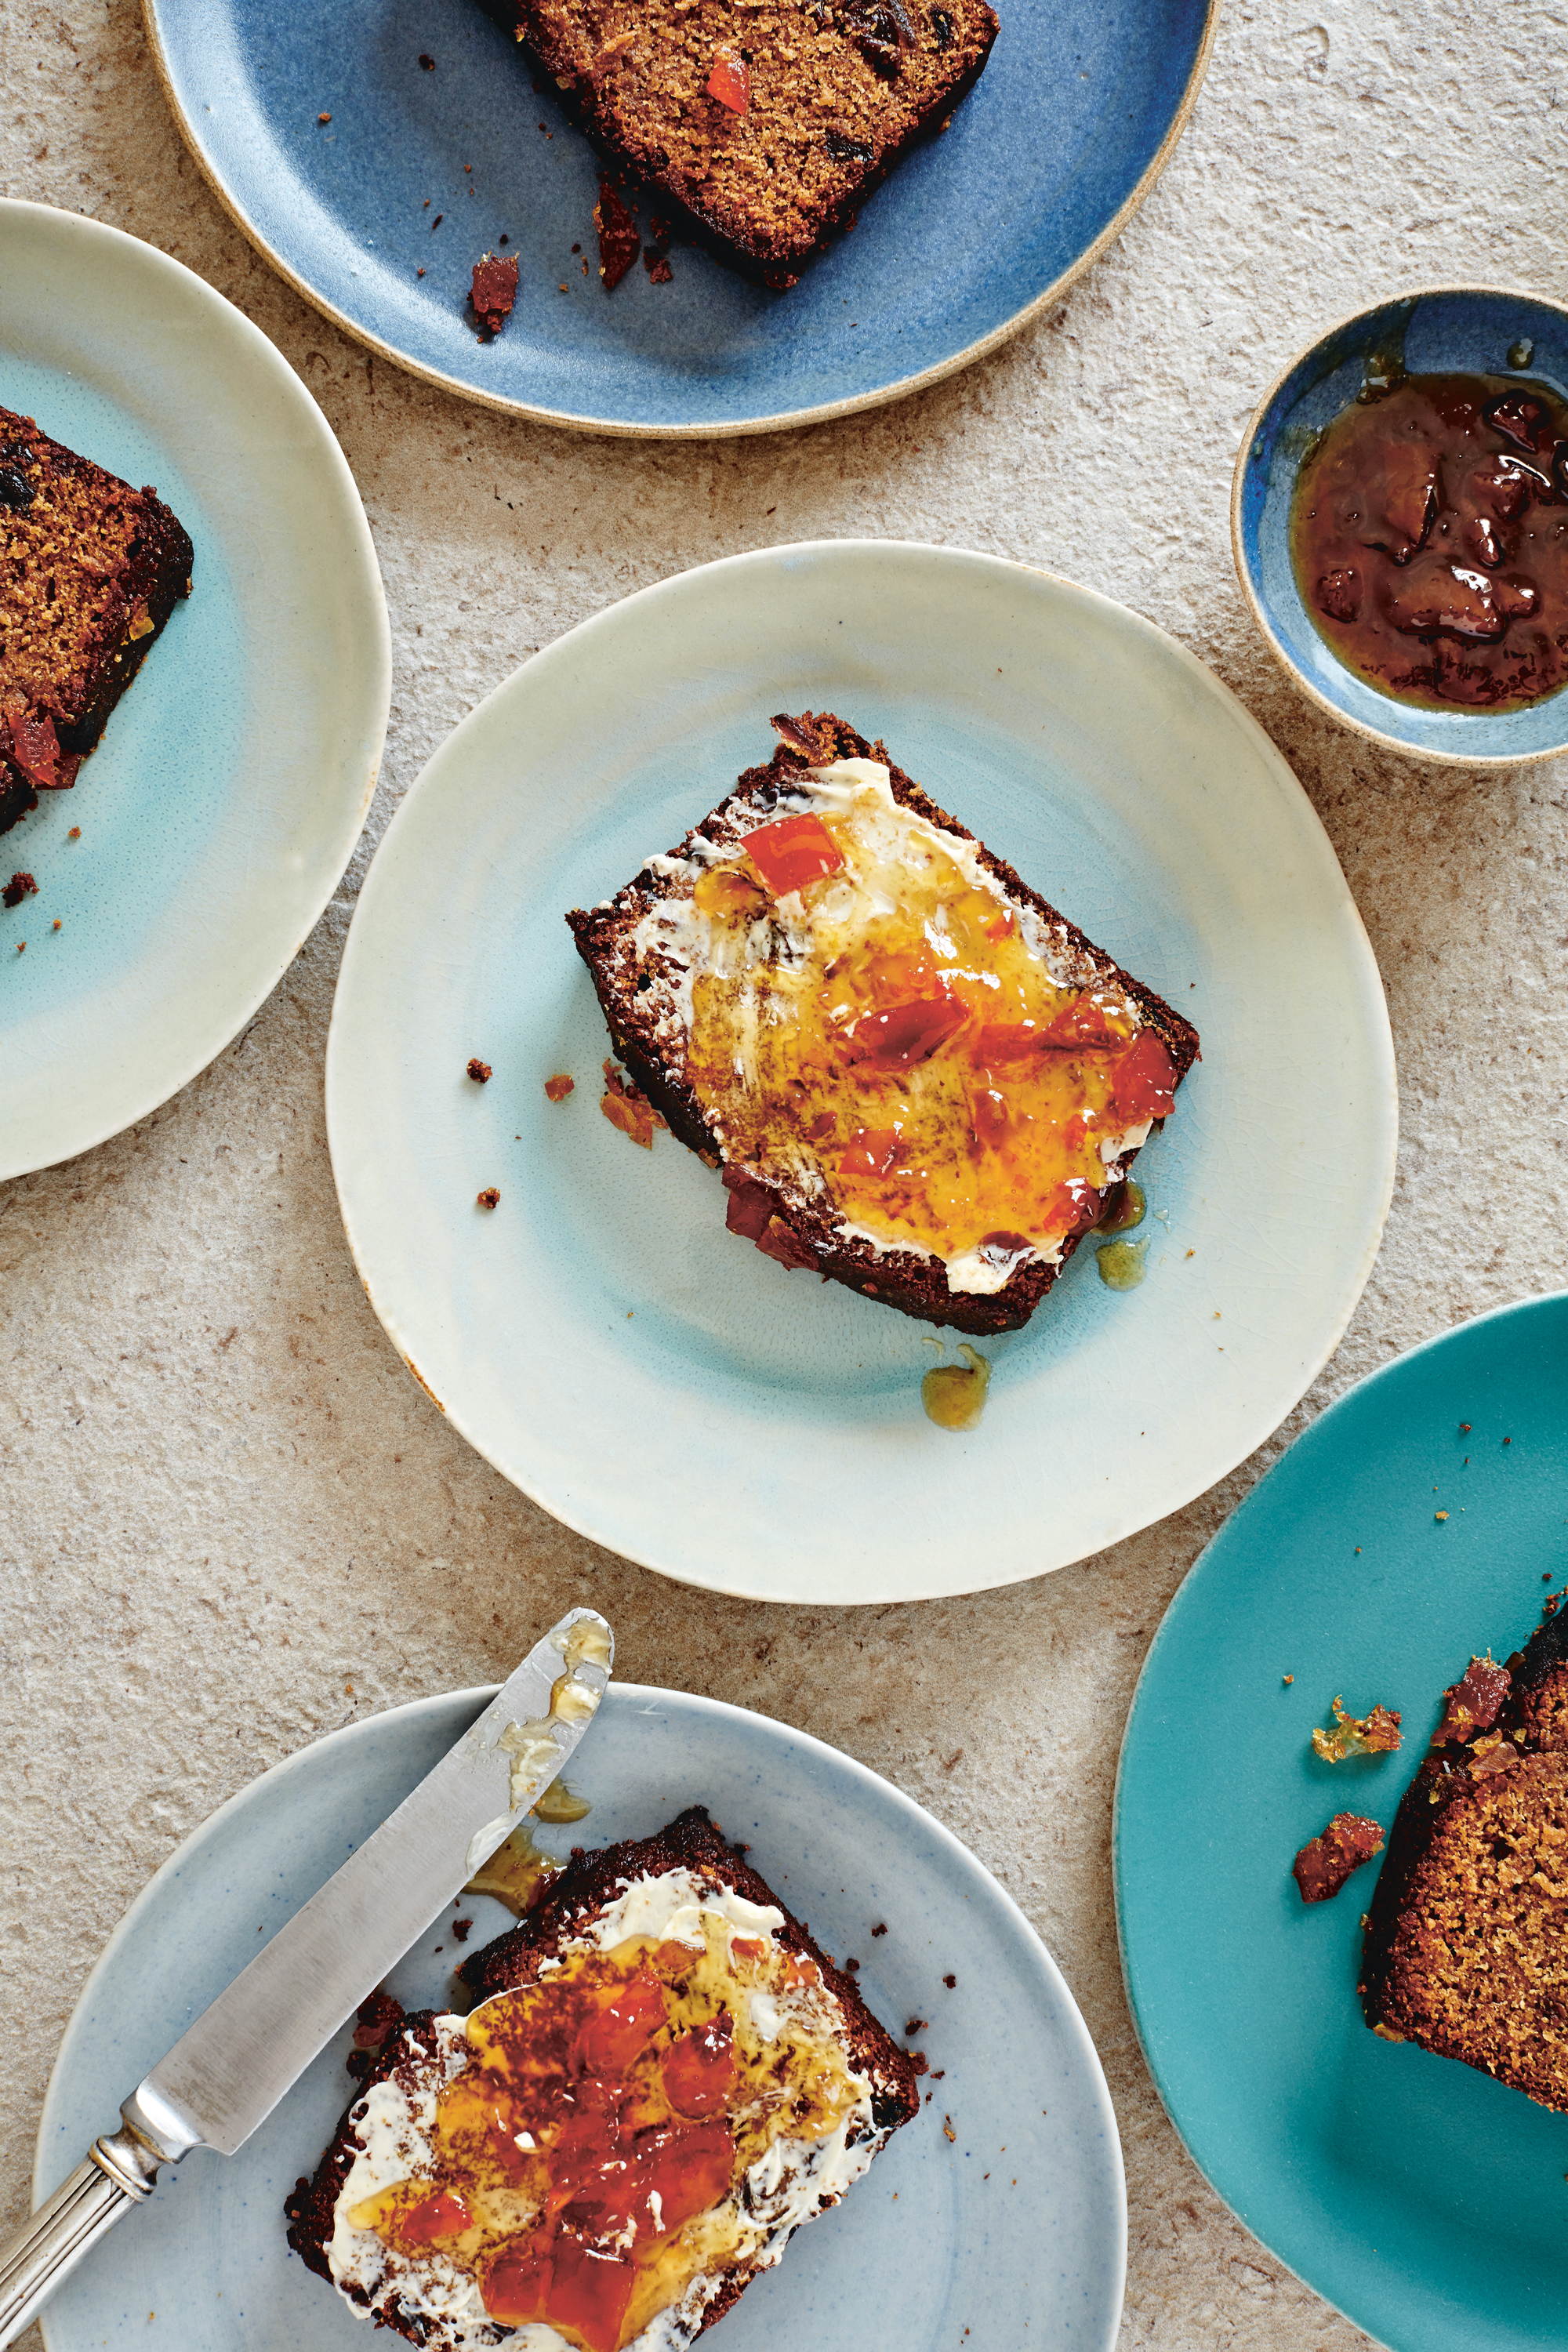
[681, 772, 1177, 1265]
[350, 1914, 864, 2352]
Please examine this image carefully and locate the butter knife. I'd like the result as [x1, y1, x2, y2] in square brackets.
[0, 1603, 614, 2348]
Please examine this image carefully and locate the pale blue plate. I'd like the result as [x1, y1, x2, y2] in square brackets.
[1116, 1290, 1568, 2352]
[36, 1682, 1124, 2351]
[0, 199, 389, 1178]
[325, 541, 1397, 1606]
[143, 0, 1214, 435]
[1232, 285, 1568, 765]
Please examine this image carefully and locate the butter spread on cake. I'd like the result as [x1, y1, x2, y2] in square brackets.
[286, 1809, 918, 2352]
[566, 710, 1200, 1335]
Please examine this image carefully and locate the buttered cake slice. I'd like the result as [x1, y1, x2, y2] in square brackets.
[567, 710, 1200, 1334]
[286, 1809, 919, 2352]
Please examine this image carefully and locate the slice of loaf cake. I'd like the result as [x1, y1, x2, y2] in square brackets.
[1359, 1598, 1568, 2107]
[0, 406, 193, 836]
[566, 711, 1200, 1335]
[504, 0, 999, 288]
[286, 1807, 918, 2351]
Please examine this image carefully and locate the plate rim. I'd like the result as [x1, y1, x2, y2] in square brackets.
[1110, 1287, 1568, 2352]
[324, 535, 1399, 1605]
[0, 195, 390, 1181]
[35, 1675, 1129, 2352]
[1229, 279, 1568, 771]
[139, 0, 1219, 441]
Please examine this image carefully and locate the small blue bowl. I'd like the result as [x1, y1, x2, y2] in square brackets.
[1232, 285, 1568, 765]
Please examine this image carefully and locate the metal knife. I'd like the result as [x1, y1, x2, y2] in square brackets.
[0, 1603, 614, 2349]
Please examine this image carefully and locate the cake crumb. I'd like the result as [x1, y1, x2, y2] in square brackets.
[942, 1973, 956, 1988]
[471, 252, 520, 336]
[466, 1058, 492, 1083]
[3, 871, 38, 909]
[318, 111, 332, 123]
[870, 1922, 887, 1936]
[942, 2115, 956, 2143]
[67, 826, 80, 839]
[477, 1186, 500, 1209]
[419, 52, 435, 67]
[544, 1073, 575, 1102]
[1283, 1673, 1294, 1685]
[595, 180, 641, 289]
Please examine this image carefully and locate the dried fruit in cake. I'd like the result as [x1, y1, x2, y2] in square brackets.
[0, 406, 193, 837]
[1359, 1592, 1568, 2106]
[285, 1808, 918, 2350]
[1292, 1813, 1384, 1904]
[566, 711, 1200, 1336]
[506, 0, 1000, 289]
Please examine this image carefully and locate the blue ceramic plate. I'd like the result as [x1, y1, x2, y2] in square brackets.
[36, 1681, 1125, 2352]
[1116, 1290, 1568, 2352]
[143, 0, 1214, 436]
[0, 199, 389, 1179]
[1232, 285, 1568, 765]
[325, 540, 1397, 1606]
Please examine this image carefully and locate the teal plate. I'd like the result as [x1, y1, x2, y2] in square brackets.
[36, 1682, 1125, 2351]
[1116, 1290, 1568, 2352]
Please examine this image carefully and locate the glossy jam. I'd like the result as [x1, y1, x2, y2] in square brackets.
[1096, 1178, 1145, 1234]
[463, 1822, 560, 1915]
[684, 782, 1175, 1264]
[1291, 370, 1568, 710]
[920, 1344, 990, 1431]
[1095, 1236, 1149, 1290]
[350, 1918, 862, 2352]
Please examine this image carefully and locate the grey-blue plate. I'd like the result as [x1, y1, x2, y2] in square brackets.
[143, 0, 1215, 436]
[1116, 1291, 1568, 2352]
[1232, 285, 1568, 765]
[37, 1681, 1125, 2350]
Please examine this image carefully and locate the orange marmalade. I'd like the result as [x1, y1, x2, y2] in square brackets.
[654, 760, 1179, 1290]
[346, 1907, 866, 2352]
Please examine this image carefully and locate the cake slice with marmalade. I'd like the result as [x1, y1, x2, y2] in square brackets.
[567, 711, 1200, 1334]
[285, 1808, 918, 2352]
[1359, 1595, 1568, 2107]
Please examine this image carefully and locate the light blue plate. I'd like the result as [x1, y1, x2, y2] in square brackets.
[143, 0, 1214, 435]
[0, 199, 389, 1178]
[1232, 285, 1568, 765]
[36, 1682, 1125, 2352]
[1116, 1290, 1568, 2352]
[325, 540, 1397, 1606]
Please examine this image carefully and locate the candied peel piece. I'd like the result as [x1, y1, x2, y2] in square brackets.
[1292, 1812, 1385, 1903]
[1311, 1695, 1402, 1762]
[1433, 1653, 1511, 1745]
[600, 1059, 666, 1149]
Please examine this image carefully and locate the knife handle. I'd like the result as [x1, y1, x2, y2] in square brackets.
[0, 2125, 160, 2349]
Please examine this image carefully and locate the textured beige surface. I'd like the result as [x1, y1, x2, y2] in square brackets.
[3, 1, 1567, 2345]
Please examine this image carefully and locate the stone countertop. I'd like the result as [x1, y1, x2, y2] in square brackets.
[3, 2, 1565, 2344]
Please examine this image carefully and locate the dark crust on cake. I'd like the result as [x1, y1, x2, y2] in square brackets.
[566, 710, 1201, 1335]
[491, 0, 997, 287]
[0, 406, 194, 836]
[287, 1806, 919, 2347]
[1359, 1595, 1568, 2107]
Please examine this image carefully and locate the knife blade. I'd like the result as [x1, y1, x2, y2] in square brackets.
[0, 1603, 613, 2348]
